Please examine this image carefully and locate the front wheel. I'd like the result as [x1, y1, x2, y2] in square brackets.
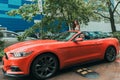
[104, 47, 116, 62]
[30, 53, 59, 80]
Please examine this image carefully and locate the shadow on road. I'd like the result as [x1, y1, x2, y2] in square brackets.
[56, 60, 106, 75]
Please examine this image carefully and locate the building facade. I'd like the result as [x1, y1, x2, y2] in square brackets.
[0, 0, 35, 31]
[0, 0, 69, 32]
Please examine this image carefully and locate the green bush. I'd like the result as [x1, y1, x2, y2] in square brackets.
[0, 48, 4, 57]
[113, 32, 120, 42]
[0, 40, 4, 57]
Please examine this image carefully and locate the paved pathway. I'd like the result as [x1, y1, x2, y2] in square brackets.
[1, 58, 120, 80]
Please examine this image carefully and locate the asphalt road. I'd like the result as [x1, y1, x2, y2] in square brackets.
[1, 58, 120, 80]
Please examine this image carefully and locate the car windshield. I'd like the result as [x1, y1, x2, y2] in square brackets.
[52, 32, 77, 41]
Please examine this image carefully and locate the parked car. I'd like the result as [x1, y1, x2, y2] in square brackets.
[0, 30, 36, 47]
[102, 32, 113, 38]
[17, 31, 39, 39]
[93, 31, 113, 38]
[0, 30, 19, 47]
[82, 31, 99, 39]
[2, 31, 119, 80]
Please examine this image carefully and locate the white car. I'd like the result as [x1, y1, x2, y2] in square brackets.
[0, 30, 36, 47]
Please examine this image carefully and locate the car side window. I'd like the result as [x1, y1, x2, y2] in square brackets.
[6, 32, 18, 38]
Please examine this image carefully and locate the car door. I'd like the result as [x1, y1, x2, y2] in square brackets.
[62, 34, 101, 65]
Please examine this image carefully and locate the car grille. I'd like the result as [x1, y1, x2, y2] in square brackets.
[4, 53, 8, 59]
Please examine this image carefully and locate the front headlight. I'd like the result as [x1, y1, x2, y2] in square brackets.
[12, 51, 33, 58]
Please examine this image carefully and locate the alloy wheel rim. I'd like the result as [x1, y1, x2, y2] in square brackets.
[34, 56, 57, 78]
[106, 47, 116, 61]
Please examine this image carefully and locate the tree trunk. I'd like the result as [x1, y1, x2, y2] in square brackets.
[110, 17, 116, 32]
[109, 7, 116, 32]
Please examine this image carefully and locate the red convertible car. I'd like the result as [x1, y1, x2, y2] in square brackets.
[2, 31, 119, 79]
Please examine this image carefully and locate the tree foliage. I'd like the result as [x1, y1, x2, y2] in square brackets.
[8, 0, 94, 23]
[7, 0, 94, 33]
[7, 3, 39, 21]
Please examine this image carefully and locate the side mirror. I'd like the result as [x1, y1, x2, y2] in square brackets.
[74, 38, 83, 42]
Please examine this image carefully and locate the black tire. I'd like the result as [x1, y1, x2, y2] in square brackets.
[104, 46, 116, 62]
[30, 53, 59, 80]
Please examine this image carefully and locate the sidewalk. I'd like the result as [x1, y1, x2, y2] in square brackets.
[0, 65, 2, 69]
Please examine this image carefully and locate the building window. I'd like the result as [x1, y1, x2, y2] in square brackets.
[0, 0, 8, 4]
[8, 0, 22, 6]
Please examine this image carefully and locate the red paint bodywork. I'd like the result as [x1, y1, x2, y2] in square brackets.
[2, 31, 119, 76]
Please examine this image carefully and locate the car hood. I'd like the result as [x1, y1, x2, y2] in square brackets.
[4, 40, 58, 52]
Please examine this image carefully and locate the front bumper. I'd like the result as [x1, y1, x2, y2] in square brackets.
[2, 68, 28, 77]
[2, 56, 31, 77]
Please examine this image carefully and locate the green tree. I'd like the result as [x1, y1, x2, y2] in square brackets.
[88, 0, 120, 32]
[7, 0, 94, 39]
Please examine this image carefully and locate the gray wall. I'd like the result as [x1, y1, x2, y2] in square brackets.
[80, 21, 120, 32]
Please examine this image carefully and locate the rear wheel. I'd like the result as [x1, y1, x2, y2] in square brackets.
[31, 53, 59, 80]
[104, 47, 116, 62]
